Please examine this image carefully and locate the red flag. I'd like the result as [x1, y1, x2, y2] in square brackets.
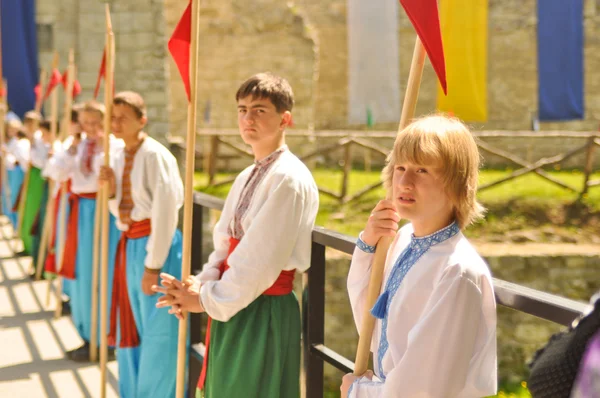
[44, 69, 63, 100]
[73, 80, 82, 98]
[61, 70, 83, 98]
[399, 0, 447, 94]
[94, 50, 106, 99]
[168, 1, 192, 101]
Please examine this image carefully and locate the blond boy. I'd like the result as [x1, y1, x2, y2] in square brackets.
[342, 115, 497, 397]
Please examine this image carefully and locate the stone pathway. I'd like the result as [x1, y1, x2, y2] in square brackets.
[0, 218, 119, 398]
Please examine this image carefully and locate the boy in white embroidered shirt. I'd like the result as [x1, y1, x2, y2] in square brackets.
[342, 115, 497, 398]
[153, 73, 319, 398]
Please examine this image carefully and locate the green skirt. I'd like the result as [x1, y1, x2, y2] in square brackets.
[30, 180, 49, 267]
[198, 293, 301, 398]
[19, 167, 45, 254]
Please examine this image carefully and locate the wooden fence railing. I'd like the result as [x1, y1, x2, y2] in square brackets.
[169, 130, 600, 204]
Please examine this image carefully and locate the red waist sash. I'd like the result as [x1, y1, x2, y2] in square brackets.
[198, 236, 296, 390]
[58, 191, 97, 279]
[108, 219, 151, 348]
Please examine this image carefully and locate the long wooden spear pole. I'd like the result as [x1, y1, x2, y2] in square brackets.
[90, 29, 108, 361]
[98, 5, 115, 396]
[0, 2, 8, 219]
[51, 50, 73, 316]
[36, 55, 65, 280]
[176, 1, 200, 396]
[34, 69, 47, 114]
[353, 36, 426, 376]
[0, 79, 8, 215]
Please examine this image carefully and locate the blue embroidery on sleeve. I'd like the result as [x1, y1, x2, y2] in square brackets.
[356, 235, 377, 253]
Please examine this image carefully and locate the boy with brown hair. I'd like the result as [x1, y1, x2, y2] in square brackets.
[154, 72, 319, 398]
[342, 115, 497, 397]
[98, 90, 184, 398]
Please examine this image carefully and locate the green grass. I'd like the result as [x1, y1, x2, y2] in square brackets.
[490, 381, 532, 398]
[195, 168, 600, 238]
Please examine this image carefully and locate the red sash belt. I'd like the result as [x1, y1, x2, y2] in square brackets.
[198, 236, 296, 390]
[108, 219, 151, 348]
[58, 191, 97, 279]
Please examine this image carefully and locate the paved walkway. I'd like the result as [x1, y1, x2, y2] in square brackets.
[0, 217, 120, 398]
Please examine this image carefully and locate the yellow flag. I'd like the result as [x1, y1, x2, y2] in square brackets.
[437, 0, 488, 121]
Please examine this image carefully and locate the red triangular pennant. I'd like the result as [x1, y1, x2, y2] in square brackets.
[399, 0, 447, 94]
[44, 69, 63, 100]
[94, 50, 106, 99]
[60, 70, 83, 99]
[168, 1, 192, 101]
[73, 80, 82, 98]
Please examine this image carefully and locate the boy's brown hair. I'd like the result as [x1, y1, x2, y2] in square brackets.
[39, 120, 59, 133]
[382, 115, 485, 228]
[235, 72, 294, 113]
[113, 91, 147, 119]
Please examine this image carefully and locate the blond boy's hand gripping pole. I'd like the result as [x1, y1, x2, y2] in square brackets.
[353, 37, 426, 377]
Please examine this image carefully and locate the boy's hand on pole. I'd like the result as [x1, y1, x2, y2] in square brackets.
[361, 200, 400, 247]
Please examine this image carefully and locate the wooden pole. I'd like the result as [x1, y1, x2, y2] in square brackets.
[0, 79, 9, 217]
[34, 69, 47, 114]
[580, 137, 596, 198]
[353, 36, 426, 376]
[16, 172, 29, 234]
[99, 5, 115, 396]
[51, 49, 72, 318]
[176, 1, 200, 396]
[208, 135, 218, 185]
[34, 181, 53, 280]
[36, 52, 70, 280]
[90, 187, 101, 361]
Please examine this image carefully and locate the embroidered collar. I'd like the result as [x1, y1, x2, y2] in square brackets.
[125, 135, 146, 157]
[254, 145, 288, 167]
[409, 221, 460, 249]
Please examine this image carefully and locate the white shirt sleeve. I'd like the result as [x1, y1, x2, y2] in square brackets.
[347, 245, 376, 334]
[349, 267, 487, 398]
[13, 140, 31, 172]
[30, 138, 46, 169]
[144, 150, 184, 269]
[4, 153, 17, 168]
[200, 176, 307, 322]
[51, 145, 77, 183]
[41, 141, 63, 179]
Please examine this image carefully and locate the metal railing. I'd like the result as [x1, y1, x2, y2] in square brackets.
[187, 191, 589, 398]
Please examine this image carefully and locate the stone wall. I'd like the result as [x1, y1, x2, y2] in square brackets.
[36, 0, 170, 139]
[163, 0, 600, 133]
[37, 0, 600, 142]
[164, 0, 318, 137]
